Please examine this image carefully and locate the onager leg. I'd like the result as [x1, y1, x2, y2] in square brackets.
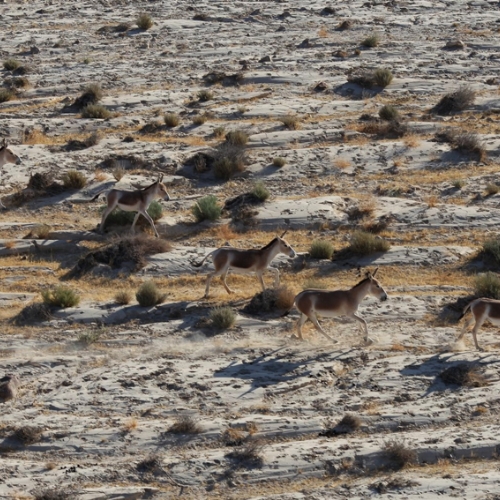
[222, 268, 235, 295]
[256, 271, 266, 291]
[268, 267, 280, 288]
[352, 313, 373, 345]
[99, 202, 118, 233]
[308, 311, 336, 343]
[457, 316, 475, 342]
[297, 313, 308, 340]
[135, 209, 159, 238]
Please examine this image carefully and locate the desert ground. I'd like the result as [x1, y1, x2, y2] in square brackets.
[1, 0, 500, 499]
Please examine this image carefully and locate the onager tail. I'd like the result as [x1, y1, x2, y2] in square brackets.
[458, 301, 473, 322]
[191, 250, 216, 268]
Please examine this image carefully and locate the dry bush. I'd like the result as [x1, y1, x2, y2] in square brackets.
[361, 33, 379, 47]
[61, 170, 87, 189]
[225, 130, 249, 146]
[382, 440, 417, 470]
[321, 413, 362, 436]
[192, 195, 221, 222]
[273, 157, 286, 168]
[244, 286, 294, 314]
[309, 240, 334, 259]
[213, 142, 247, 180]
[4, 58, 21, 71]
[136, 12, 153, 30]
[337, 19, 353, 30]
[347, 199, 375, 221]
[334, 157, 351, 169]
[221, 427, 246, 446]
[78, 328, 102, 345]
[279, 114, 301, 130]
[81, 104, 111, 119]
[137, 454, 163, 473]
[12, 426, 43, 445]
[210, 306, 236, 330]
[136, 280, 166, 307]
[482, 238, 500, 264]
[439, 363, 487, 387]
[348, 231, 390, 255]
[348, 68, 393, 88]
[164, 113, 180, 127]
[486, 183, 499, 195]
[203, 71, 244, 86]
[192, 114, 207, 126]
[0, 88, 15, 103]
[70, 234, 171, 277]
[123, 417, 138, 432]
[251, 181, 270, 202]
[359, 119, 408, 138]
[71, 83, 103, 110]
[373, 68, 393, 87]
[197, 89, 213, 102]
[167, 415, 202, 434]
[115, 290, 132, 305]
[379, 105, 399, 121]
[225, 439, 265, 468]
[12, 302, 52, 326]
[213, 126, 226, 138]
[42, 286, 80, 308]
[452, 179, 466, 189]
[33, 489, 71, 500]
[474, 272, 500, 299]
[433, 86, 475, 115]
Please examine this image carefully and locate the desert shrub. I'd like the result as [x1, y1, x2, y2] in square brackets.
[373, 68, 393, 87]
[379, 105, 399, 121]
[167, 415, 202, 434]
[192, 114, 207, 126]
[303, 278, 327, 289]
[279, 114, 300, 130]
[12, 426, 43, 445]
[42, 286, 80, 308]
[164, 113, 180, 127]
[251, 181, 269, 202]
[115, 290, 132, 305]
[137, 455, 162, 473]
[474, 272, 500, 299]
[210, 306, 236, 330]
[486, 183, 500, 195]
[347, 202, 375, 221]
[225, 130, 249, 146]
[192, 195, 221, 222]
[115, 22, 131, 32]
[337, 414, 362, 432]
[25, 224, 51, 239]
[360, 119, 408, 138]
[197, 89, 213, 102]
[70, 83, 103, 111]
[6, 76, 29, 88]
[12, 302, 52, 326]
[382, 440, 417, 470]
[3, 59, 21, 71]
[61, 170, 87, 189]
[213, 155, 241, 180]
[439, 363, 487, 387]
[33, 489, 71, 500]
[348, 231, 390, 255]
[433, 86, 475, 115]
[272, 157, 286, 168]
[452, 179, 466, 189]
[84, 131, 102, 147]
[309, 240, 334, 259]
[221, 427, 246, 446]
[0, 88, 14, 103]
[225, 439, 265, 468]
[81, 104, 111, 119]
[338, 19, 353, 30]
[78, 328, 102, 345]
[482, 239, 500, 264]
[70, 235, 171, 277]
[213, 126, 226, 138]
[136, 280, 166, 307]
[361, 33, 379, 47]
[245, 286, 295, 314]
[136, 12, 153, 30]
[452, 132, 486, 161]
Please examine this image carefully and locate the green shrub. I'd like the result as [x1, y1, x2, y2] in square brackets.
[0, 89, 14, 103]
[164, 113, 180, 127]
[197, 89, 213, 102]
[272, 157, 286, 168]
[81, 104, 111, 119]
[279, 114, 300, 130]
[213, 126, 226, 138]
[192, 195, 221, 222]
[309, 240, 334, 259]
[137, 12, 153, 30]
[3, 59, 21, 71]
[349, 231, 390, 255]
[136, 280, 166, 307]
[482, 239, 500, 263]
[210, 306, 236, 330]
[42, 286, 80, 308]
[474, 272, 500, 299]
[62, 170, 87, 189]
[251, 181, 270, 202]
[379, 105, 399, 121]
[361, 34, 379, 47]
[373, 68, 393, 88]
[78, 328, 102, 345]
[226, 130, 249, 146]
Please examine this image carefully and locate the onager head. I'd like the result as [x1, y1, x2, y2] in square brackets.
[0, 139, 22, 167]
[154, 174, 170, 201]
[277, 230, 297, 259]
[364, 268, 388, 301]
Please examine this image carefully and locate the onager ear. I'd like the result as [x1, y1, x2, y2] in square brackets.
[280, 230, 288, 238]
[1, 138, 6, 148]
[372, 267, 379, 278]
[158, 173, 164, 183]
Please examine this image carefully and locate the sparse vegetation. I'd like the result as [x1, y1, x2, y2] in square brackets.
[213, 126, 226, 138]
[279, 114, 301, 130]
[136, 280, 166, 307]
[115, 290, 132, 305]
[42, 286, 80, 308]
[225, 130, 249, 146]
[433, 86, 475, 115]
[210, 306, 236, 330]
[348, 231, 390, 255]
[379, 105, 399, 121]
[137, 455, 162, 473]
[164, 113, 180, 127]
[33, 489, 71, 500]
[349, 68, 393, 89]
[61, 170, 87, 189]
[486, 183, 500, 195]
[309, 240, 334, 260]
[167, 415, 202, 434]
[272, 157, 286, 168]
[382, 439, 417, 470]
[221, 427, 246, 446]
[0, 88, 15, 103]
[474, 272, 500, 299]
[244, 286, 295, 314]
[225, 439, 265, 468]
[12, 426, 43, 445]
[439, 363, 487, 387]
[197, 89, 214, 102]
[81, 104, 111, 119]
[192, 195, 221, 222]
[373, 68, 394, 87]
[78, 328, 102, 345]
[3, 58, 21, 71]
[13, 302, 52, 325]
[136, 12, 153, 30]
[452, 179, 466, 189]
[192, 114, 208, 126]
[361, 33, 380, 47]
[251, 181, 270, 202]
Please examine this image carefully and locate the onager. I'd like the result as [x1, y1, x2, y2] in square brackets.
[0, 140, 22, 208]
[0, 374, 20, 403]
[457, 297, 500, 350]
[192, 232, 297, 298]
[92, 174, 170, 238]
[292, 268, 388, 345]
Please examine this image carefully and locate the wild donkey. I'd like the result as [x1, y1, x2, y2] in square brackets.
[92, 174, 170, 237]
[192, 231, 297, 298]
[457, 297, 500, 350]
[0, 139, 22, 208]
[291, 268, 388, 345]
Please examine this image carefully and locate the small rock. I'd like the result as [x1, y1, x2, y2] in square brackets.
[0, 374, 20, 403]
[314, 81, 328, 92]
[445, 39, 466, 50]
[30, 46, 40, 54]
[259, 55, 272, 63]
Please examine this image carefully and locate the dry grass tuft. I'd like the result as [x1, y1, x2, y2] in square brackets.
[309, 240, 334, 259]
[347, 231, 390, 255]
[439, 363, 487, 387]
[136, 280, 166, 307]
[334, 157, 351, 169]
[114, 290, 132, 305]
[279, 114, 301, 130]
[167, 415, 202, 434]
[244, 286, 295, 315]
[382, 439, 417, 470]
[123, 417, 138, 432]
[210, 306, 236, 330]
[12, 426, 43, 445]
[221, 427, 246, 446]
[433, 86, 475, 115]
[225, 439, 265, 468]
[474, 272, 500, 299]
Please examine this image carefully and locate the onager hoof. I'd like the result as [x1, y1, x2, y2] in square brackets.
[364, 337, 375, 347]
